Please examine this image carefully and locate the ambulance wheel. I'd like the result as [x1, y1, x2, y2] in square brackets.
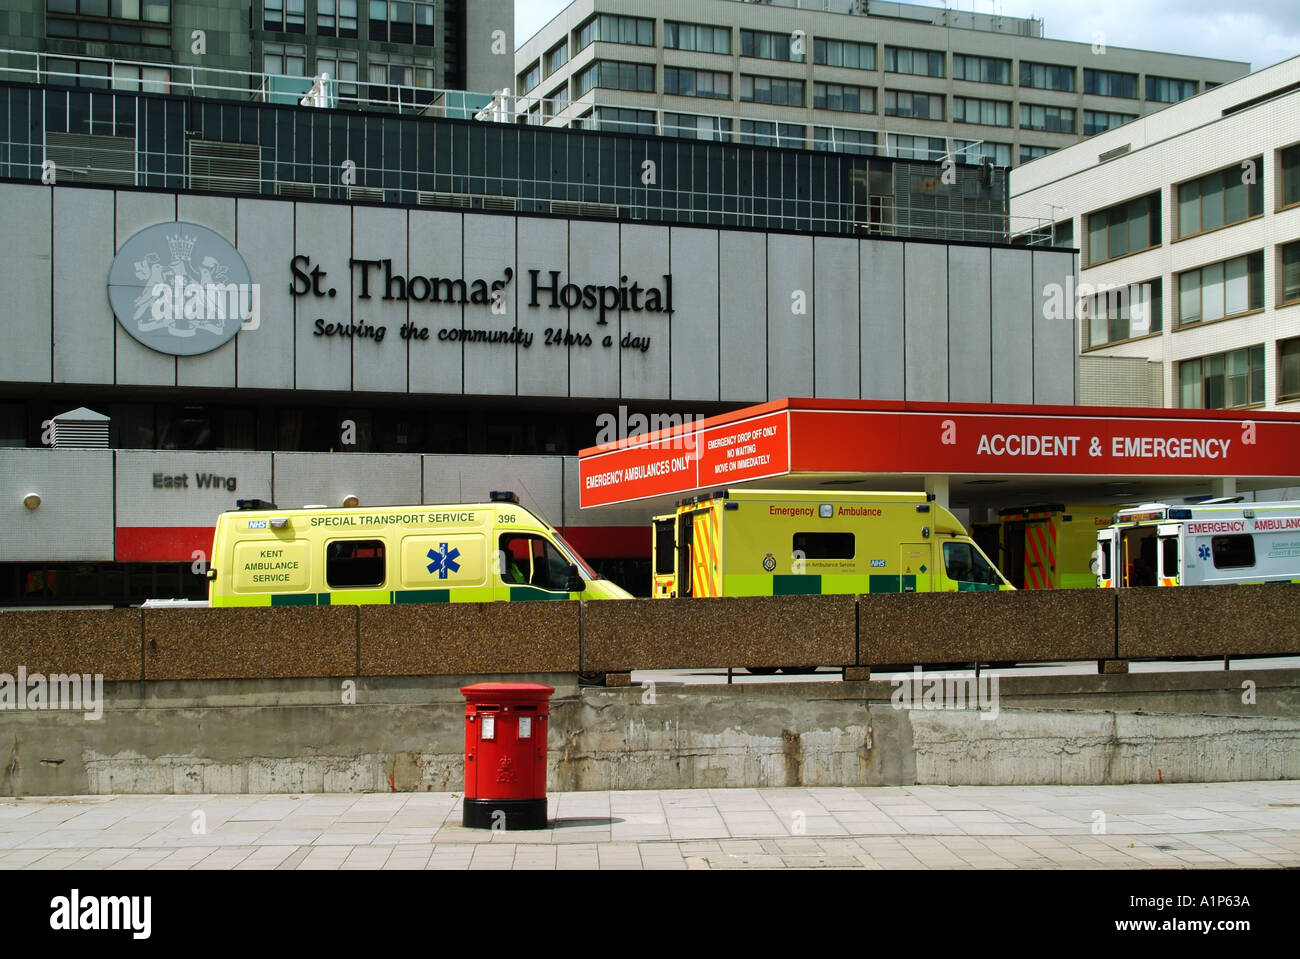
[746, 667, 780, 675]
[780, 666, 819, 675]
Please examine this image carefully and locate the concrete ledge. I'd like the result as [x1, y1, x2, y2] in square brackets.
[143, 607, 356, 680]
[358, 602, 579, 675]
[0, 609, 142, 681]
[582, 595, 856, 671]
[1119, 583, 1300, 658]
[860, 590, 1116, 665]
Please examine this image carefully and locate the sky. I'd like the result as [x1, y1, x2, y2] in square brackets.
[514, 0, 1300, 70]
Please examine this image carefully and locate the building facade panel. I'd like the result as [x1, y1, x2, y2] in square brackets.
[461, 213, 519, 396]
[766, 233, 814, 401]
[618, 224, 671, 399]
[114, 450, 273, 530]
[718, 229, 768, 403]
[3, 449, 114, 562]
[0, 184, 51, 384]
[567, 219, 622, 398]
[114, 191, 181, 388]
[1032, 250, 1077, 405]
[423, 453, 565, 528]
[176, 193, 239, 390]
[990, 246, 1035, 405]
[948, 244, 992, 402]
[813, 236, 860, 399]
[903, 242, 949, 401]
[272, 452, 422, 510]
[407, 208, 468, 397]
[351, 206, 411, 395]
[859, 240, 905, 400]
[234, 198, 296, 391]
[667, 226, 720, 403]
[293, 202, 354, 393]
[53, 188, 117, 385]
[516, 217, 572, 398]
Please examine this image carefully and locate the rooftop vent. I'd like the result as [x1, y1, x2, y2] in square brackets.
[50, 407, 110, 448]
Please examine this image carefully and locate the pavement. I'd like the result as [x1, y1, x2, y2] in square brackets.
[2, 780, 1299, 869]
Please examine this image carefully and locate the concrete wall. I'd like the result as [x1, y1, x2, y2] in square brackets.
[4, 671, 1298, 796]
[1, 182, 1074, 406]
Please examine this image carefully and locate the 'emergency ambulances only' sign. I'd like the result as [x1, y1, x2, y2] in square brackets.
[576, 400, 1300, 509]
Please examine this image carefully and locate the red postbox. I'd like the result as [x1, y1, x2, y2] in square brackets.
[460, 682, 554, 830]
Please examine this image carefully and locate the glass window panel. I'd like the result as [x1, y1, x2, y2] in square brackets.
[1179, 270, 1200, 324]
[1202, 178, 1223, 230]
[1224, 170, 1247, 224]
[1223, 256, 1248, 316]
[1202, 261, 1225, 321]
[1178, 180, 1199, 236]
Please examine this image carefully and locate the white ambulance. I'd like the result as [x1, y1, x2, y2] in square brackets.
[1095, 499, 1300, 588]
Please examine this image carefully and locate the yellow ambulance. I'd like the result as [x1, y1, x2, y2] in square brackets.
[996, 503, 1115, 589]
[208, 491, 632, 606]
[651, 489, 1012, 598]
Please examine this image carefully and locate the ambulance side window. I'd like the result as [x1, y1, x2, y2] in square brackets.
[654, 520, 675, 576]
[943, 542, 1000, 586]
[792, 532, 855, 559]
[1098, 541, 1111, 578]
[1160, 537, 1178, 578]
[499, 534, 570, 590]
[1211, 535, 1255, 569]
[326, 540, 385, 588]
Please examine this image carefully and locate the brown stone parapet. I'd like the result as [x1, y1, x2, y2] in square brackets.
[1117, 583, 1300, 659]
[581, 595, 856, 672]
[359, 601, 579, 675]
[144, 607, 356, 680]
[0, 609, 143, 682]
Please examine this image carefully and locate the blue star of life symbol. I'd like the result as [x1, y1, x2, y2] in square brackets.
[1198, 543, 1211, 561]
[426, 543, 461, 579]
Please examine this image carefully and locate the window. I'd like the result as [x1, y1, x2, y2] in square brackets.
[1161, 537, 1179, 579]
[740, 75, 804, 107]
[367, 53, 434, 104]
[888, 134, 946, 161]
[1086, 193, 1160, 265]
[326, 540, 385, 588]
[1019, 104, 1074, 134]
[1212, 535, 1255, 569]
[813, 82, 875, 114]
[316, 48, 358, 97]
[576, 13, 653, 50]
[263, 42, 306, 76]
[1282, 144, 1300, 209]
[884, 89, 943, 120]
[1283, 241, 1300, 306]
[1177, 157, 1264, 237]
[953, 96, 1011, 126]
[594, 106, 654, 134]
[953, 54, 1009, 85]
[664, 21, 730, 54]
[499, 534, 573, 591]
[1020, 144, 1054, 164]
[792, 532, 854, 560]
[813, 127, 877, 155]
[575, 61, 654, 96]
[664, 67, 731, 100]
[48, 0, 170, 19]
[1280, 337, 1300, 401]
[740, 29, 803, 62]
[654, 520, 675, 576]
[1177, 252, 1265, 326]
[518, 61, 540, 93]
[111, 63, 171, 94]
[814, 38, 875, 71]
[1019, 61, 1073, 91]
[954, 140, 1011, 167]
[1146, 75, 1196, 103]
[316, 0, 357, 38]
[286, 0, 305, 33]
[544, 41, 568, 77]
[1082, 109, 1136, 136]
[739, 120, 803, 148]
[1179, 346, 1265, 409]
[1084, 279, 1162, 347]
[363, 0, 431, 43]
[942, 542, 1002, 587]
[664, 113, 732, 141]
[1084, 68, 1137, 98]
[884, 45, 944, 78]
[542, 84, 569, 120]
